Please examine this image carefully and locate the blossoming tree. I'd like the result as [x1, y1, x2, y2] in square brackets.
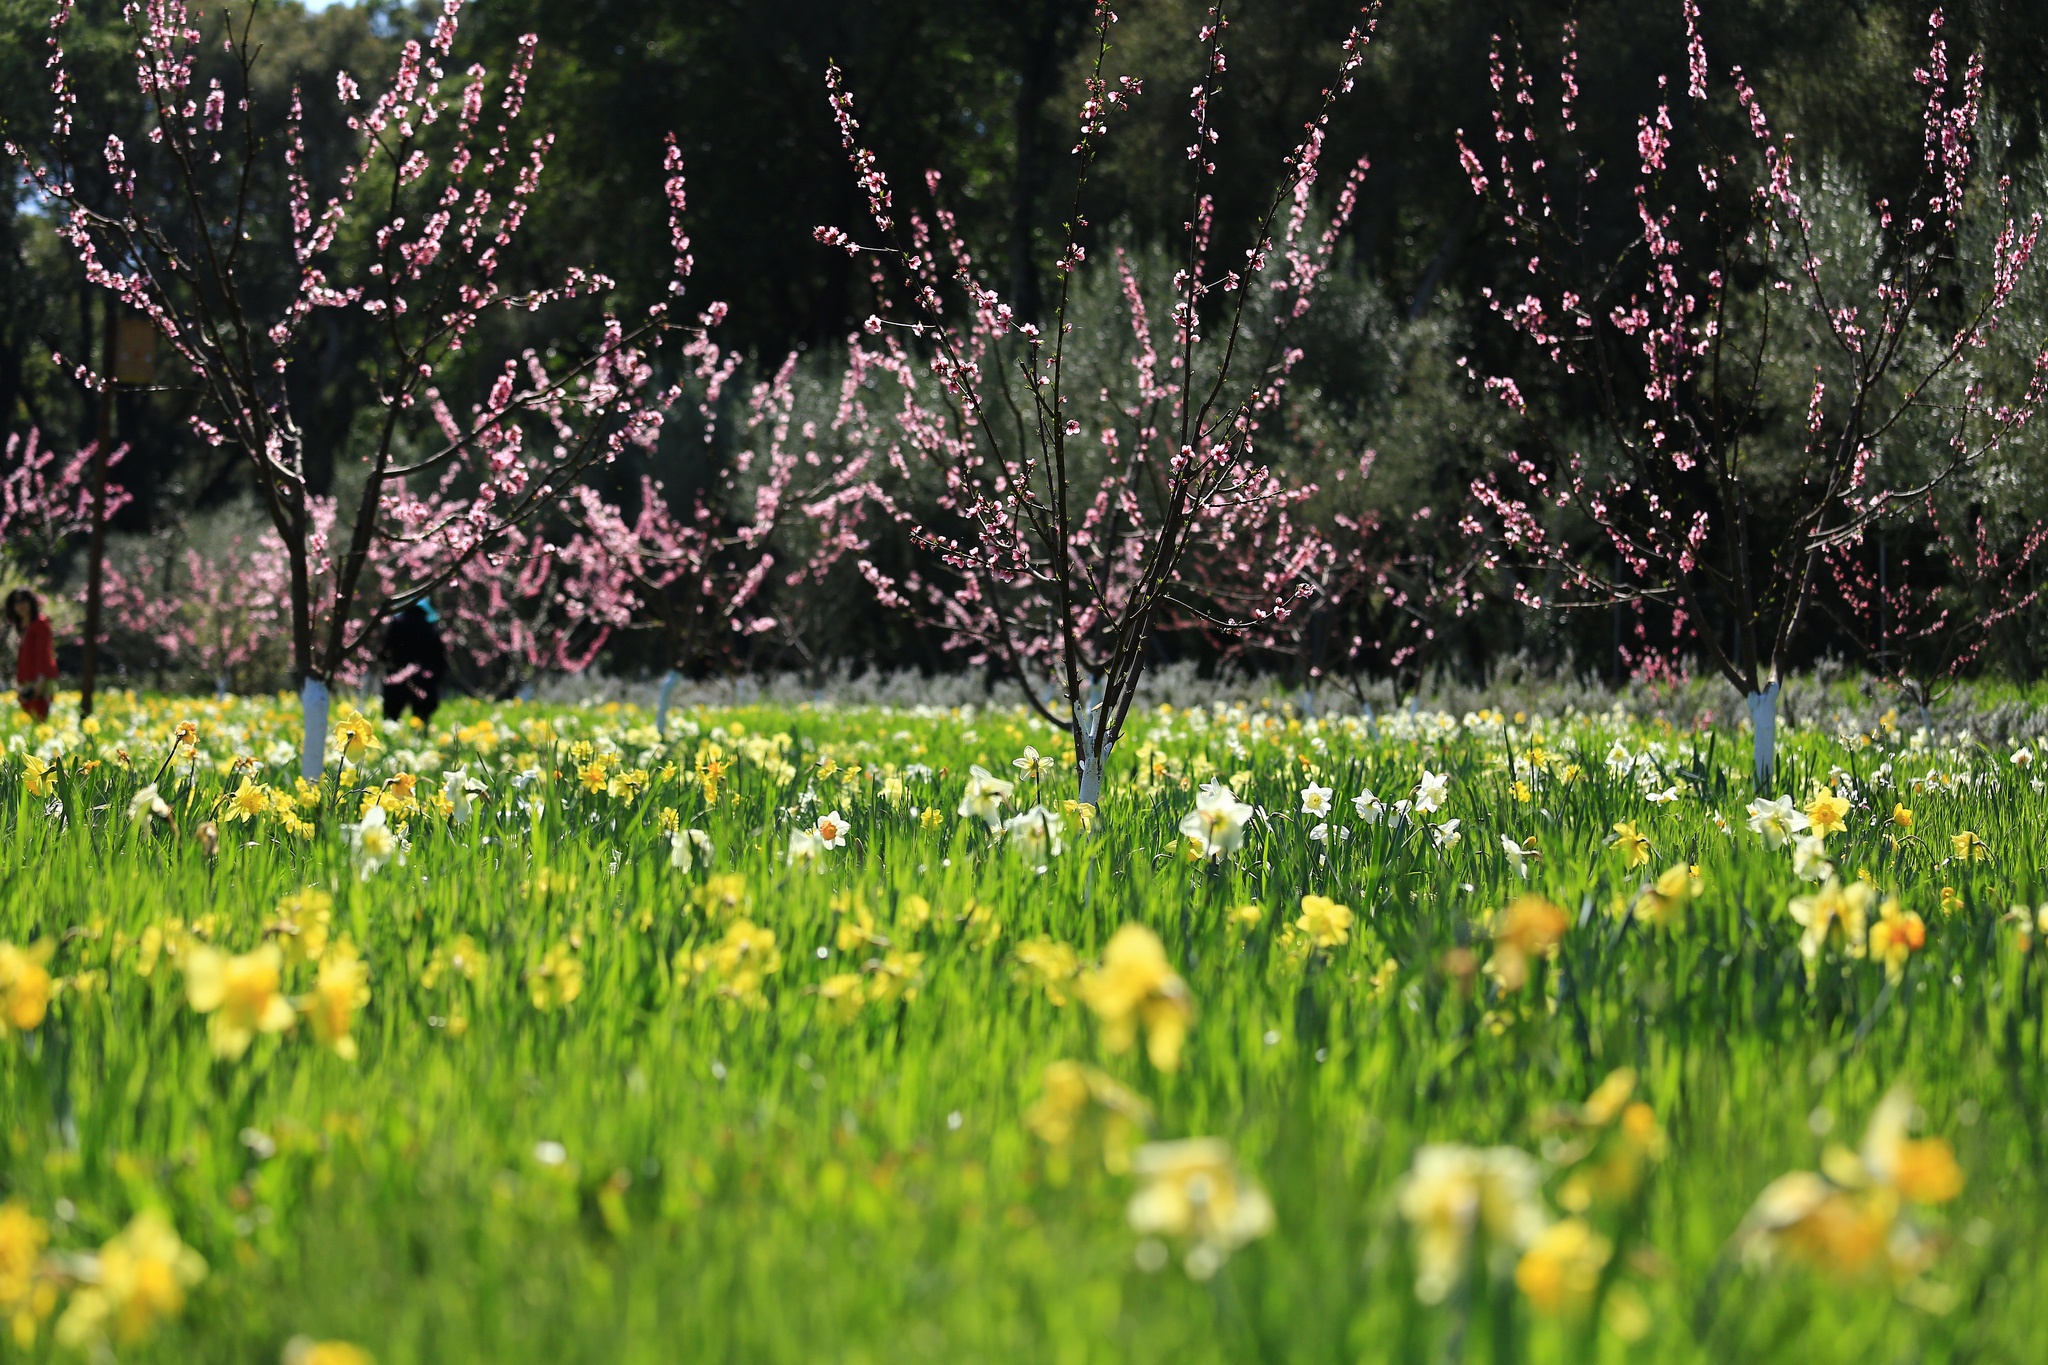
[1459, 5, 2048, 777]
[819, 1, 1381, 802]
[9, 0, 723, 775]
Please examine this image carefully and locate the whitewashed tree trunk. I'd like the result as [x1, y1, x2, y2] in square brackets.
[1075, 675, 1107, 806]
[654, 669, 680, 739]
[299, 677, 330, 782]
[1746, 681, 1780, 784]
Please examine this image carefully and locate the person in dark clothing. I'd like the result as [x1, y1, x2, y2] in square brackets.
[381, 600, 447, 723]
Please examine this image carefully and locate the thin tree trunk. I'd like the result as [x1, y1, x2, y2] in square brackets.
[80, 296, 116, 717]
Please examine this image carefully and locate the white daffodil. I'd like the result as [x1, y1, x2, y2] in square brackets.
[1013, 746, 1058, 780]
[1179, 780, 1255, 860]
[127, 782, 171, 823]
[1300, 782, 1334, 817]
[1501, 834, 1537, 880]
[1791, 834, 1834, 884]
[442, 766, 486, 826]
[1646, 785, 1681, 805]
[669, 827, 713, 872]
[2013, 746, 2034, 769]
[814, 810, 850, 849]
[1353, 788, 1385, 823]
[957, 764, 1014, 829]
[787, 827, 826, 867]
[1432, 818, 1463, 850]
[1003, 805, 1064, 861]
[348, 805, 399, 882]
[1746, 795, 1809, 849]
[1414, 769, 1451, 815]
[1605, 741, 1634, 778]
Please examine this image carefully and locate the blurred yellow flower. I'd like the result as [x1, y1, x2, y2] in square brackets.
[1609, 821, 1651, 869]
[1891, 803, 1914, 831]
[183, 944, 297, 1058]
[304, 943, 370, 1060]
[1077, 925, 1195, 1071]
[267, 889, 333, 967]
[1296, 894, 1353, 949]
[1490, 895, 1568, 991]
[54, 1211, 206, 1349]
[1012, 937, 1081, 1005]
[1868, 898, 1926, 982]
[0, 941, 54, 1035]
[1738, 1086, 1962, 1278]
[1940, 886, 1962, 916]
[677, 920, 782, 1009]
[1514, 1217, 1612, 1313]
[525, 943, 584, 1012]
[1951, 830, 1990, 862]
[283, 1338, 376, 1365]
[1786, 878, 1873, 967]
[0, 1198, 51, 1344]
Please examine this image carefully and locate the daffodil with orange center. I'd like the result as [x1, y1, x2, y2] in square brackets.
[1868, 898, 1926, 982]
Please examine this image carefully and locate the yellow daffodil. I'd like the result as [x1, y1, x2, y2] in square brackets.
[1077, 925, 1196, 1071]
[1940, 886, 1962, 916]
[183, 944, 296, 1058]
[1609, 821, 1651, 869]
[1891, 804, 1914, 831]
[1805, 788, 1850, 840]
[1951, 830, 1990, 862]
[335, 712, 377, 765]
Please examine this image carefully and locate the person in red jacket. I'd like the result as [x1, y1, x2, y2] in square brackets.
[7, 589, 58, 722]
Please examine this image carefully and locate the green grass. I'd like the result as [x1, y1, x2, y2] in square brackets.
[1, 689, 2045, 1363]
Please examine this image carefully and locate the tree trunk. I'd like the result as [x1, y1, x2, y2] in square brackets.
[299, 677, 330, 782]
[1745, 681, 1779, 786]
[80, 298, 116, 717]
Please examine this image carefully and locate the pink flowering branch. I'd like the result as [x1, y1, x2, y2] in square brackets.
[818, 2, 1381, 796]
[7, 1, 718, 708]
[1457, 5, 2047, 713]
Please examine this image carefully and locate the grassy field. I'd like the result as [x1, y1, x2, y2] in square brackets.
[0, 688, 2043, 1363]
